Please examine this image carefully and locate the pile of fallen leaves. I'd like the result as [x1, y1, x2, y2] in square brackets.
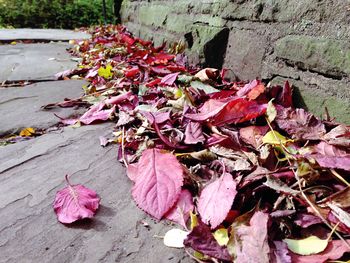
[52, 25, 350, 262]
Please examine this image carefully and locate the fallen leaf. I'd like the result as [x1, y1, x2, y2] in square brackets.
[184, 220, 232, 261]
[310, 142, 350, 170]
[235, 212, 271, 263]
[266, 99, 277, 122]
[184, 121, 205, 144]
[283, 236, 328, 256]
[131, 149, 184, 219]
[160, 72, 179, 86]
[53, 175, 100, 224]
[163, 228, 189, 248]
[289, 240, 350, 263]
[262, 130, 293, 145]
[273, 241, 292, 263]
[19, 127, 35, 137]
[98, 63, 113, 79]
[213, 228, 229, 246]
[165, 189, 194, 228]
[213, 98, 267, 125]
[276, 108, 326, 140]
[198, 172, 237, 229]
[191, 80, 219, 94]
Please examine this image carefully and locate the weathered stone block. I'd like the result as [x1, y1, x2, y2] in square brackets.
[138, 5, 171, 27]
[223, 29, 267, 80]
[186, 25, 229, 69]
[275, 35, 350, 78]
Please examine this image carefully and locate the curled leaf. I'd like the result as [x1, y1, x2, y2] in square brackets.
[283, 236, 328, 256]
[19, 127, 35, 137]
[53, 175, 100, 224]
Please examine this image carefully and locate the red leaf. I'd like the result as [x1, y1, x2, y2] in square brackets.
[125, 67, 140, 78]
[236, 79, 262, 98]
[235, 212, 271, 263]
[160, 72, 179, 86]
[131, 149, 184, 219]
[280, 81, 293, 107]
[53, 175, 100, 224]
[198, 172, 237, 229]
[247, 83, 265, 100]
[184, 220, 232, 261]
[213, 98, 267, 125]
[184, 121, 205, 144]
[164, 189, 194, 228]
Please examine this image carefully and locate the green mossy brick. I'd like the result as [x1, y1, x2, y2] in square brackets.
[275, 35, 350, 77]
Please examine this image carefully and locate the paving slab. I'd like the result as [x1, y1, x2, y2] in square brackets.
[0, 80, 87, 135]
[0, 124, 190, 263]
[0, 43, 78, 82]
[0, 29, 90, 42]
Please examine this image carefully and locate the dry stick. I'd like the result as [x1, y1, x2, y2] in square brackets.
[121, 126, 128, 168]
[265, 117, 350, 247]
[330, 169, 350, 187]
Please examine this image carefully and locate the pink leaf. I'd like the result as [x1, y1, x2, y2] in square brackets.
[164, 189, 194, 228]
[276, 108, 326, 140]
[53, 175, 100, 224]
[310, 142, 350, 170]
[185, 99, 227, 122]
[198, 172, 237, 229]
[104, 91, 133, 105]
[160, 72, 179, 86]
[79, 103, 115, 125]
[131, 149, 184, 219]
[235, 212, 271, 263]
[184, 121, 205, 144]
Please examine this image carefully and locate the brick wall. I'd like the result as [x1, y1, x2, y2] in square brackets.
[121, 0, 350, 124]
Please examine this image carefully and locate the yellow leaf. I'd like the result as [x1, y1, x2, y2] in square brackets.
[19, 127, 35, 137]
[213, 228, 229, 246]
[266, 99, 277, 122]
[193, 251, 207, 260]
[283, 236, 328, 256]
[262, 131, 293, 145]
[10, 41, 16, 45]
[190, 212, 198, 230]
[98, 64, 113, 79]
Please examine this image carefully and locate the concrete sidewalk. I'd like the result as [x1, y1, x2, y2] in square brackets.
[0, 29, 190, 263]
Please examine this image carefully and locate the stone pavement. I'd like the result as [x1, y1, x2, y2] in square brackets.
[0, 29, 191, 263]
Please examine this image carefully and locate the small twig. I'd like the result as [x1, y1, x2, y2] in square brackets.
[330, 169, 350, 187]
[121, 126, 128, 168]
[265, 117, 350, 248]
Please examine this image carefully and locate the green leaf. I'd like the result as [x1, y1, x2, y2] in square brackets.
[266, 99, 277, 122]
[98, 64, 113, 79]
[262, 131, 293, 145]
[283, 236, 328, 255]
[213, 228, 229, 246]
[190, 80, 219, 94]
